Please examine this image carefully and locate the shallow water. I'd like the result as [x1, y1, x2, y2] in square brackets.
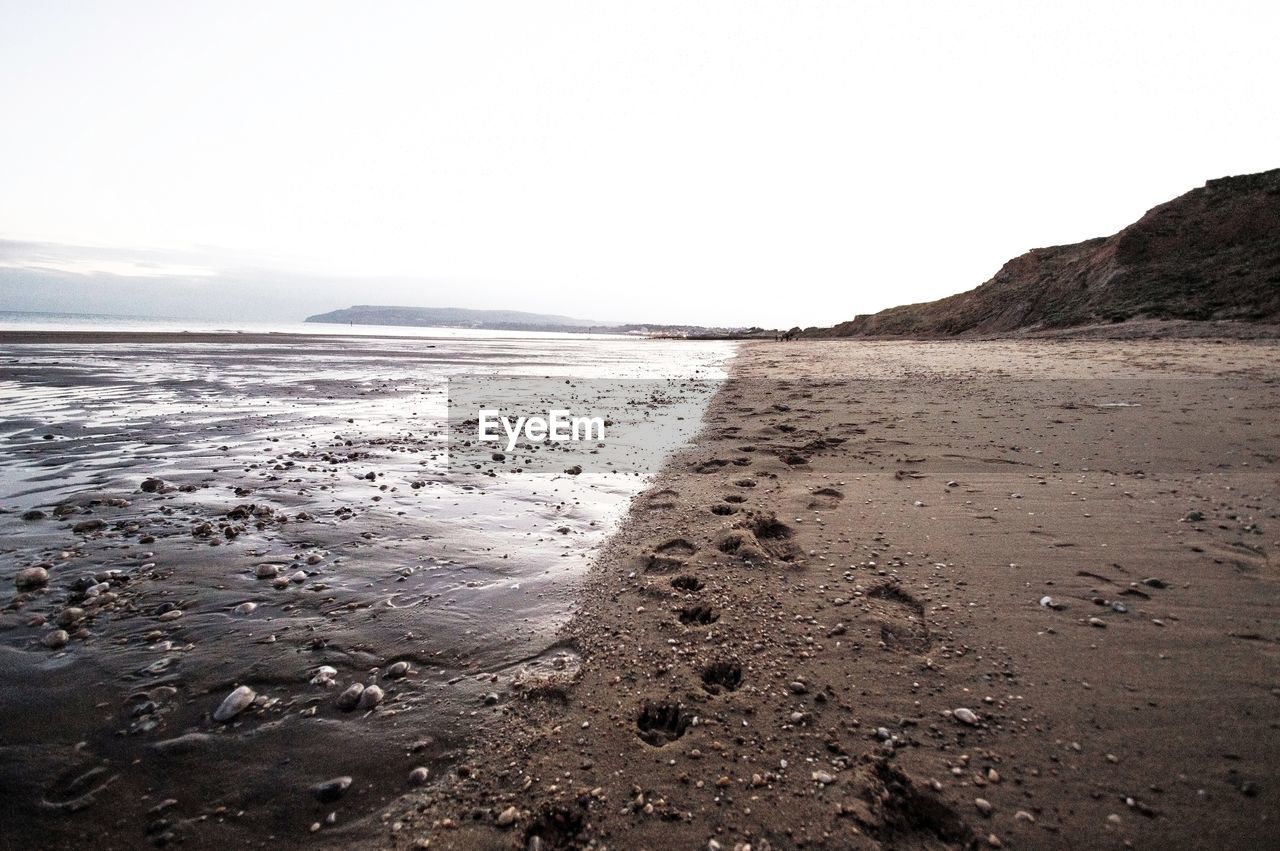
[0, 331, 732, 848]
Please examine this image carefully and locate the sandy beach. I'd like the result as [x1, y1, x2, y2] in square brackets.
[3, 333, 1278, 850]
[378, 338, 1280, 850]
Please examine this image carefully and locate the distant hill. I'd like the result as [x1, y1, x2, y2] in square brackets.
[305, 305, 608, 331]
[305, 304, 755, 337]
[811, 168, 1280, 337]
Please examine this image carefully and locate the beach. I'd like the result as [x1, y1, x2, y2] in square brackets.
[381, 338, 1279, 850]
[2, 333, 1278, 850]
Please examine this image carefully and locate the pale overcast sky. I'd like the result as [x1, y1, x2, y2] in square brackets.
[1, 1, 1277, 327]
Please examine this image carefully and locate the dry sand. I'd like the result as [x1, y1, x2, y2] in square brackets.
[380, 339, 1280, 850]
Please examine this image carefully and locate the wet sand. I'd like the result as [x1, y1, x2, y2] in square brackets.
[0, 331, 730, 849]
[386, 339, 1280, 850]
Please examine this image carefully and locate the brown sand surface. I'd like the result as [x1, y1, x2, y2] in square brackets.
[379, 339, 1280, 850]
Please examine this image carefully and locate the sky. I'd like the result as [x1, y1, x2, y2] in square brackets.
[1, 1, 1278, 328]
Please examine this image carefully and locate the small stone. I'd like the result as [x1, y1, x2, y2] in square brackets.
[408, 766, 429, 786]
[21, 509, 46, 521]
[255, 564, 279, 579]
[1110, 601, 1128, 614]
[975, 798, 993, 816]
[72, 519, 107, 534]
[953, 707, 980, 725]
[213, 685, 255, 721]
[1014, 810, 1035, 823]
[357, 684, 384, 710]
[289, 570, 307, 583]
[384, 661, 410, 679]
[788, 681, 808, 695]
[497, 805, 519, 827]
[336, 683, 365, 711]
[1089, 617, 1107, 628]
[15, 567, 49, 590]
[812, 771, 834, 784]
[233, 602, 258, 615]
[483, 692, 499, 705]
[42, 629, 69, 649]
[986, 834, 1002, 848]
[1141, 577, 1167, 589]
[310, 666, 338, 686]
[56, 607, 85, 627]
[312, 776, 352, 803]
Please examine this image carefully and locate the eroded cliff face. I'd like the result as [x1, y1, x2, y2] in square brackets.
[817, 168, 1280, 337]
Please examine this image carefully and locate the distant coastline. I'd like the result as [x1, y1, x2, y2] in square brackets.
[305, 304, 765, 338]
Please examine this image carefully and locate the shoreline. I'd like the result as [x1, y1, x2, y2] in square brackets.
[0, 332, 731, 850]
[377, 338, 1280, 850]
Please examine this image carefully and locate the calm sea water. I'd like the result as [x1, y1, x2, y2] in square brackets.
[0, 309, 633, 340]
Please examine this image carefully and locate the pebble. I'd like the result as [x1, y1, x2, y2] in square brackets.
[497, 805, 519, 827]
[42, 629, 69, 649]
[384, 661, 410, 679]
[1015, 810, 1036, 823]
[788, 681, 808, 695]
[311, 776, 352, 803]
[1089, 617, 1107, 628]
[812, 771, 834, 784]
[310, 666, 338, 686]
[289, 570, 307, 583]
[56, 607, 85, 627]
[255, 564, 279, 579]
[975, 797, 993, 816]
[336, 683, 365, 711]
[15, 567, 49, 590]
[483, 692, 500, 705]
[408, 766, 430, 786]
[1110, 601, 1128, 614]
[213, 685, 255, 721]
[233, 602, 258, 615]
[357, 684, 384, 710]
[953, 707, 980, 725]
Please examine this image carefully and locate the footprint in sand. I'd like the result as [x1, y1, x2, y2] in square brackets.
[700, 660, 742, 694]
[864, 583, 932, 653]
[670, 575, 704, 592]
[647, 538, 696, 571]
[678, 604, 719, 625]
[636, 701, 691, 746]
[646, 488, 679, 510]
[807, 487, 844, 509]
